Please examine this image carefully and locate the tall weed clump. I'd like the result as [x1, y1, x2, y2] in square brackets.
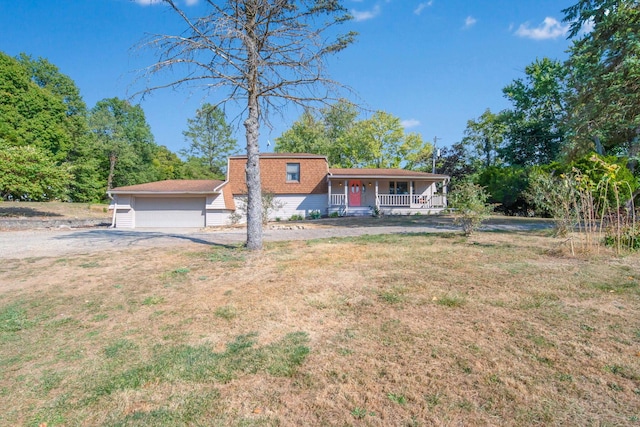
[527, 154, 638, 254]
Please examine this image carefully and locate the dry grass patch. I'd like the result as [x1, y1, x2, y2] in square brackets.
[1, 231, 639, 425]
[0, 201, 110, 219]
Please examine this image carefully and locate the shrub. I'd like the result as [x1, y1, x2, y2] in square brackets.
[477, 166, 531, 215]
[307, 210, 321, 220]
[448, 182, 494, 236]
[527, 155, 638, 254]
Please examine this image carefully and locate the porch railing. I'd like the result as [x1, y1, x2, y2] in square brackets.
[378, 194, 412, 206]
[330, 193, 346, 206]
[329, 193, 447, 209]
[428, 195, 446, 208]
[378, 194, 447, 208]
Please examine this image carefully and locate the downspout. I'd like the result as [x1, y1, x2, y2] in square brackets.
[107, 192, 117, 228]
[327, 175, 332, 213]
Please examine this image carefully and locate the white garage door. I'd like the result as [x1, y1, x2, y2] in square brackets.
[135, 197, 205, 228]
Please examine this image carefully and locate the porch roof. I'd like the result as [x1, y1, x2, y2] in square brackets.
[328, 168, 449, 181]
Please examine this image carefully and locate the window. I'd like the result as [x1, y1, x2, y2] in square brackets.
[286, 163, 300, 182]
[389, 181, 409, 194]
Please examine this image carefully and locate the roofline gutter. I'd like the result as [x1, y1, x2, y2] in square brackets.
[327, 174, 450, 180]
[107, 191, 220, 196]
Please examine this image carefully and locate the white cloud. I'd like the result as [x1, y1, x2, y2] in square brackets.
[515, 17, 569, 40]
[401, 119, 421, 129]
[414, 1, 433, 16]
[351, 5, 381, 22]
[463, 15, 477, 29]
[579, 17, 595, 35]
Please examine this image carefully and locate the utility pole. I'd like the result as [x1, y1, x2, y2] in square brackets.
[432, 136, 440, 174]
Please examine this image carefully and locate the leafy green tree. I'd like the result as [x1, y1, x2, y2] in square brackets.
[501, 58, 569, 166]
[88, 98, 158, 190]
[0, 141, 71, 201]
[17, 53, 103, 202]
[275, 109, 329, 156]
[435, 142, 479, 184]
[0, 52, 71, 160]
[322, 100, 360, 166]
[477, 166, 531, 215]
[153, 145, 185, 180]
[180, 103, 238, 179]
[461, 109, 506, 168]
[275, 99, 358, 167]
[277, 105, 431, 169]
[357, 111, 406, 168]
[403, 133, 434, 171]
[563, 0, 640, 166]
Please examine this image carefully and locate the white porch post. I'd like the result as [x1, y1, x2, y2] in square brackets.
[443, 180, 448, 207]
[327, 179, 332, 208]
[410, 181, 413, 207]
[344, 180, 348, 213]
[375, 181, 379, 208]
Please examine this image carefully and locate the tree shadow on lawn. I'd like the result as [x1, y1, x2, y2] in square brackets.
[53, 229, 240, 249]
[313, 215, 553, 232]
[312, 215, 456, 229]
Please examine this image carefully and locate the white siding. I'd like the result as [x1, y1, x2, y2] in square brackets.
[270, 194, 327, 220]
[113, 195, 134, 228]
[116, 195, 132, 208]
[206, 210, 233, 226]
[115, 208, 134, 228]
[231, 194, 327, 222]
[206, 193, 227, 209]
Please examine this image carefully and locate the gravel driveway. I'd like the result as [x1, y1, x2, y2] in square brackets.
[0, 216, 552, 260]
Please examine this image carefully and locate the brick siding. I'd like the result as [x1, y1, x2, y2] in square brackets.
[227, 156, 329, 195]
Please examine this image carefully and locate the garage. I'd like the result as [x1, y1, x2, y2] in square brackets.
[134, 196, 206, 228]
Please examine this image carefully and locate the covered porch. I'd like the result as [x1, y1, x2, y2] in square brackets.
[327, 169, 450, 216]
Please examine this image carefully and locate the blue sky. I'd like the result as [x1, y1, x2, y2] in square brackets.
[1, 0, 577, 155]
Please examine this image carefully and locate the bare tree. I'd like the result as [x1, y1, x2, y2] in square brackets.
[138, 0, 356, 250]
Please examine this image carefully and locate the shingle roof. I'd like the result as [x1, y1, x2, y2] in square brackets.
[109, 180, 224, 194]
[329, 168, 449, 179]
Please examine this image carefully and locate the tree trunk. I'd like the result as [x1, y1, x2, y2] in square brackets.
[243, 6, 263, 251]
[107, 152, 117, 190]
[244, 100, 262, 250]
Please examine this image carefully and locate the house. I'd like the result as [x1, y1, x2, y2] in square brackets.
[107, 153, 449, 228]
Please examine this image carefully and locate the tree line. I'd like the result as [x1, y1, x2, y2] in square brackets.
[271, 1, 639, 217]
[435, 0, 639, 215]
[0, 51, 238, 202]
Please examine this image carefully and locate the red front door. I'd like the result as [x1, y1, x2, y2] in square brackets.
[349, 180, 362, 207]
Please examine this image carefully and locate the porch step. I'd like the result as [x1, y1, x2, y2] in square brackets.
[345, 207, 372, 217]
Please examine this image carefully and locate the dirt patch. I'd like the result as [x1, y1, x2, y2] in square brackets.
[0, 201, 111, 219]
[0, 201, 112, 231]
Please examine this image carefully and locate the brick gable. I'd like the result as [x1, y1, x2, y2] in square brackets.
[227, 154, 328, 195]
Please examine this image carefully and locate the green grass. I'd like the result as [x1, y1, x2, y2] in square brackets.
[436, 293, 467, 307]
[208, 246, 246, 265]
[0, 301, 35, 333]
[214, 305, 238, 320]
